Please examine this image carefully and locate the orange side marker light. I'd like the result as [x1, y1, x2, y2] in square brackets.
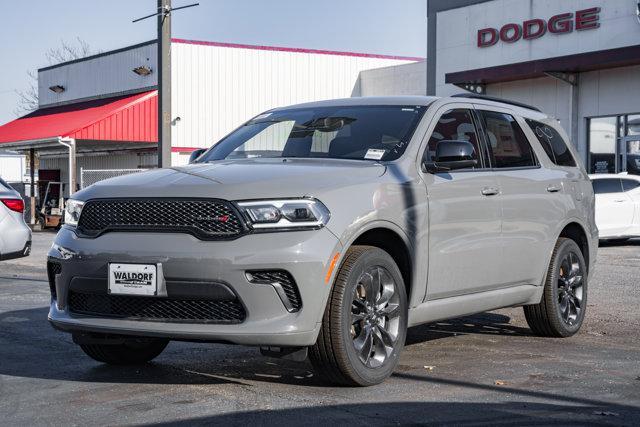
[325, 252, 341, 284]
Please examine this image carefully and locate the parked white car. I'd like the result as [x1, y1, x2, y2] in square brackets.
[589, 174, 640, 241]
[0, 177, 31, 260]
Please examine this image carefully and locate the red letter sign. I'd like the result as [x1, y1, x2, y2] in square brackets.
[548, 13, 574, 33]
[523, 18, 546, 40]
[500, 23, 523, 43]
[477, 28, 499, 47]
[576, 7, 600, 30]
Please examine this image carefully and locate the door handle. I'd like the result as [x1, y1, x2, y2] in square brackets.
[546, 185, 562, 193]
[613, 199, 626, 203]
[481, 187, 500, 196]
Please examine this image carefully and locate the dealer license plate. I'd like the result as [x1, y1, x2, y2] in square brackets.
[108, 263, 157, 296]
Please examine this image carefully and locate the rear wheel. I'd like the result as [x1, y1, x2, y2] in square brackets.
[79, 338, 168, 365]
[309, 246, 408, 386]
[524, 238, 587, 337]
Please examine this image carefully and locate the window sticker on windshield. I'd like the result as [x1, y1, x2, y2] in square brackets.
[253, 112, 272, 121]
[364, 149, 386, 160]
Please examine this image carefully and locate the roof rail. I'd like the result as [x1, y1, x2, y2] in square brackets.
[451, 93, 541, 112]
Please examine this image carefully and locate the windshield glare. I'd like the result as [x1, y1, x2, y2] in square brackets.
[196, 105, 427, 162]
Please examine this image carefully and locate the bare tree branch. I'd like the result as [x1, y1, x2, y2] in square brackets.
[15, 38, 96, 116]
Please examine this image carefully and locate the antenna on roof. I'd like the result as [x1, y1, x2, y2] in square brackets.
[132, 1, 199, 169]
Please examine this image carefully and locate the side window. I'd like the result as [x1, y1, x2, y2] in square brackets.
[525, 119, 576, 167]
[480, 111, 537, 168]
[592, 178, 623, 194]
[424, 109, 482, 166]
[621, 178, 640, 192]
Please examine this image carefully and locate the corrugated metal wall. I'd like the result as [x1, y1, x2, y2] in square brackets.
[38, 42, 157, 108]
[171, 41, 417, 151]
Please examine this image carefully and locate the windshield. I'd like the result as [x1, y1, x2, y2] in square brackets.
[196, 105, 427, 163]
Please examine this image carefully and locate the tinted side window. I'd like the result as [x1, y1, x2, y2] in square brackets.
[480, 111, 537, 168]
[424, 109, 482, 166]
[592, 178, 622, 194]
[525, 119, 576, 167]
[621, 179, 640, 192]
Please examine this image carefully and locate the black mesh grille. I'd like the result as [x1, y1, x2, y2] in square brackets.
[68, 291, 246, 324]
[77, 199, 246, 240]
[47, 260, 62, 299]
[247, 270, 302, 312]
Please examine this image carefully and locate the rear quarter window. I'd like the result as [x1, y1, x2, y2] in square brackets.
[525, 119, 576, 167]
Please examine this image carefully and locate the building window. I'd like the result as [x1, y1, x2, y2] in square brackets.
[588, 113, 640, 174]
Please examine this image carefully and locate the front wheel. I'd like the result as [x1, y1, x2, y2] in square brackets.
[524, 238, 587, 337]
[309, 246, 408, 386]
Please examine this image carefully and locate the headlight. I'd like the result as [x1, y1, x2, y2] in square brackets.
[236, 199, 330, 230]
[64, 199, 85, 227]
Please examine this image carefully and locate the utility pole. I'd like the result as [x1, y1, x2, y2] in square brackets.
[158, 0, 172, 168]
[133, 1, 198, 169]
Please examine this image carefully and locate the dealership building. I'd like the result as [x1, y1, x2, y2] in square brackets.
[422, 0, 640, 174]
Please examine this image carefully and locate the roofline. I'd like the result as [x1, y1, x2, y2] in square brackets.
[38, 38, 424, 73]
[172, 38, 424, 61]
[38, 40, 157, 72]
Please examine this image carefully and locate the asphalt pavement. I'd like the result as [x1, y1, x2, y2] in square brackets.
[0, 232, 638, 426]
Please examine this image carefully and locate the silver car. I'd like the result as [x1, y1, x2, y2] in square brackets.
[49, 95, 597, 386]
[0, 177, 31, 261]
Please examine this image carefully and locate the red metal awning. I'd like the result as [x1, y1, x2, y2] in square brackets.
[0, 90, 157, 145]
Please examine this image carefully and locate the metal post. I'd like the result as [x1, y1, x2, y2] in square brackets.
[29, 148, 35, 225]
[59, 137, 77, 196]
[157, 0, 172, 168]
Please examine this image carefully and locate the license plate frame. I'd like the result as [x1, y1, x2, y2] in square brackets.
[108, 263, 158, 296]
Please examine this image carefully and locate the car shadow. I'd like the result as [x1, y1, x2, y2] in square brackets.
[145, 400, 639, 426]
[599, 238, 640, 247]
[405, 312, 531, 346]
[2, 307, 533, 388]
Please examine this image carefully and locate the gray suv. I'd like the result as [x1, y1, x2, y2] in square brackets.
[49, 95, 597, 386]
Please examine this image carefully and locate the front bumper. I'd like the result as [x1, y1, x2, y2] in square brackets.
[48, 227, 341, 347]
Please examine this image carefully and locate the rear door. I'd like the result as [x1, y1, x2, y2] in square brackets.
[592, 178, 634, 237]
[420, 103, 503, 300]
[476, 107, 569, 287]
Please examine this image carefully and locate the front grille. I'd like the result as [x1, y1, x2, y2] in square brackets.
[68, 291, 246, 324]
[47, 260, 62, 299]
[247, 270, 302, 312]
[77, 199, 246, 240]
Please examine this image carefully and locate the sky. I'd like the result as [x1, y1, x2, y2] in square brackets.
[0, 0, 427, 125]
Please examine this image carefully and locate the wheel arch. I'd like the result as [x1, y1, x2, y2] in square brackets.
[346, 224, 414, 303]
[558, 221, 591, 274]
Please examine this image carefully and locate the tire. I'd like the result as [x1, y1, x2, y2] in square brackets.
[309, 245, 408, 386]
[524, 238, 587, 337]
[79, 338, 169, 365]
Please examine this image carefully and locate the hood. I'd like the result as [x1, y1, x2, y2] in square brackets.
[73, 158, 386, 201]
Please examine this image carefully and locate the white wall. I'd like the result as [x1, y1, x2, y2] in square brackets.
[355, 61, 427, 97]
[0, 152, 26, 182]
[435, 0, 640, 96]
[170, 41, 417, 150]
[38, 42, 157, 107]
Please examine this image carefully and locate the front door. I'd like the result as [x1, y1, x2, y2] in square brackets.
[420, 104, 503, 301]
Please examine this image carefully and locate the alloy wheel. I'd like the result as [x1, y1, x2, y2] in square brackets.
[350, 266, 401, 368]
[557, 251, 584, 326]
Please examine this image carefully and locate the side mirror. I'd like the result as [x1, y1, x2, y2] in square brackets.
[188, 148, 206, 164]
[422, 140, 478, 173]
